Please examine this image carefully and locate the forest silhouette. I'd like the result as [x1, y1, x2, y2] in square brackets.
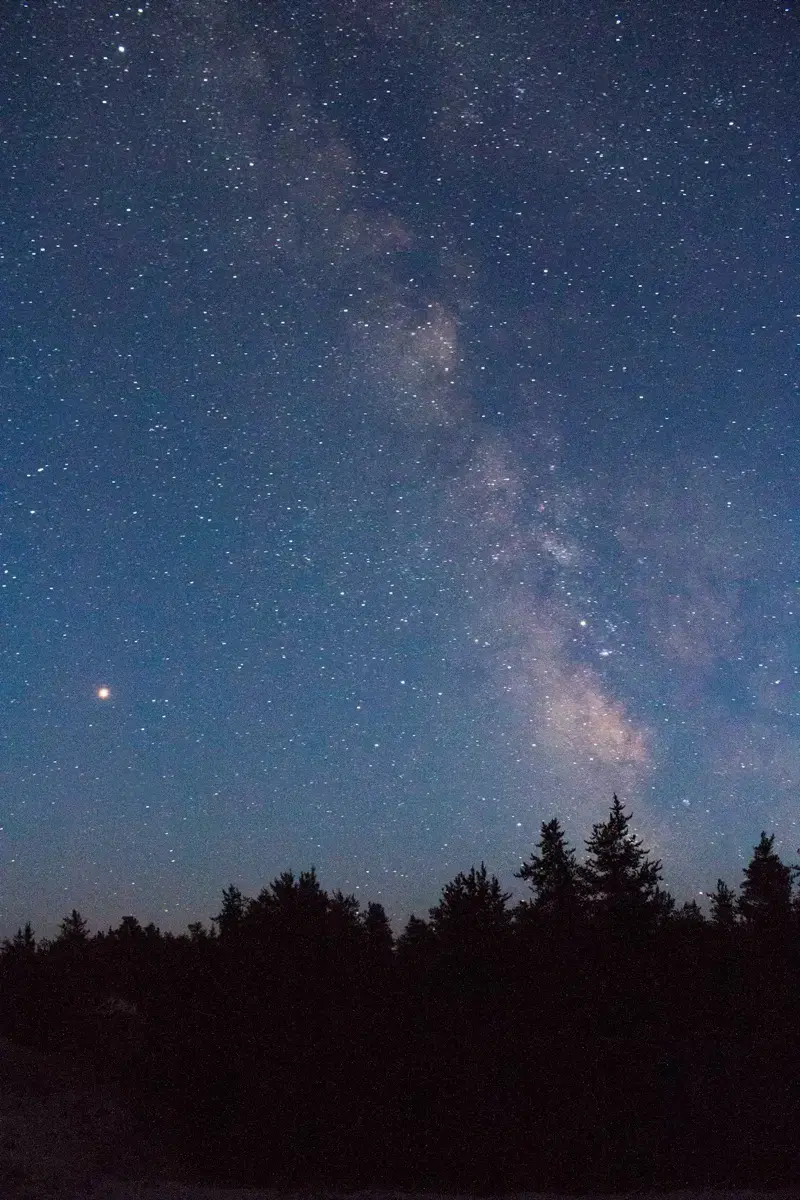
[3, 796, 800, 1192]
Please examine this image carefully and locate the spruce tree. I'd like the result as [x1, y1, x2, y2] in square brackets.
[1, 923, 36, 960]
[579, 795, 671, 924]
[738, 832, 792, 930]
[515, 817, 586, 927]
[364, 901, 394, 959]
[708, 879, 738, 930]
[56, 909, 90, 945]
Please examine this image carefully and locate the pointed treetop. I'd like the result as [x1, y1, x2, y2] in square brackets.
[579, 795, 670, 919]
[515, 817, 586, 918]
[738, 831, 793, 928]
[57, 909, 90, 944]
[708, 879, 738, 929]
[2, 923, 36, 958]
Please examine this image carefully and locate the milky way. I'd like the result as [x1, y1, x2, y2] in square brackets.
[1, 1, 797, 935]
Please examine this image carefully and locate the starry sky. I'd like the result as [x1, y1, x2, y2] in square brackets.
[1, 0, 798, 938]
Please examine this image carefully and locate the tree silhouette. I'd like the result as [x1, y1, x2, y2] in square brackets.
[186, 920, 212, 942]
[329, 888, 363, 934]
[738, 832, 793, 930]
[515, 817, 586, 932]
[364, 901, 394, 962]
[708, 878, 738, 929]
[674, 898, 705, 925]
[56, 909, 90, 945]
[396, 913, 434, 962]
[579, 795, 672, 925]
[113, 915, 147, 941]
[268, 866, 327, 913]
[429, 862, 511, 948]
[5, 808, 800, 1193]
[212, 884, 247, 938]
[1, 922, 36, 959]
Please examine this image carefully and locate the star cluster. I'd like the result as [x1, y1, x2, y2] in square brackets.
[1, 1, 797, 935]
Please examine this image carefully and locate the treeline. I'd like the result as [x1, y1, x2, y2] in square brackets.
[3, 796, 800, 1192]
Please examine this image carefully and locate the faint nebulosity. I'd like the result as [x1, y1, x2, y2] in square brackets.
[1, 0, 797, 935]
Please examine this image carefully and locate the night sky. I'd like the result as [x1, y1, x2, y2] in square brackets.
[2, 1, 798, 939]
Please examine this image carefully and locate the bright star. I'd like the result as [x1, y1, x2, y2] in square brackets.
[97, 686, 111, 700]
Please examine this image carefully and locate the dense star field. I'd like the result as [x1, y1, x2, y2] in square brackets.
[1, 1, 797, 938]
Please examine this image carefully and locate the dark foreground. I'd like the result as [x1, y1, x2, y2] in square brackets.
[4, 812, 800, 1194]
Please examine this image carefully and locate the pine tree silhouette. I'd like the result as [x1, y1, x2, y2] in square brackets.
[212, 884, 248, 938]
[579, 795, 672, 925]
[738, 832, 793, 930]
[515, 817, 586, 932]
[708, 878, 738, 929]
[56, 909, 90, 945]
[1, 923, 37, 959]
[429, 862, 512, 949]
